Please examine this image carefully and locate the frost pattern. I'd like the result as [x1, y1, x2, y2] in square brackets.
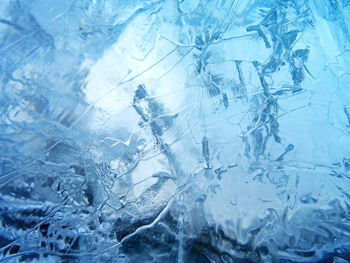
[1, 0, 350, 262]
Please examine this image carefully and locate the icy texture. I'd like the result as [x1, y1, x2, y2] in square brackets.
[1, 0, 350, 262]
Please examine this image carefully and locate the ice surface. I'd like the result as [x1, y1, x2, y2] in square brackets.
[1, 0, 350, 262]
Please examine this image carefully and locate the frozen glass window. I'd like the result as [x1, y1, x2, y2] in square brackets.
[1, 0, 350, 262]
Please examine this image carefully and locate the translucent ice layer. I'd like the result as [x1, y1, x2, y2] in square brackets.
[1, 0, 350, 262]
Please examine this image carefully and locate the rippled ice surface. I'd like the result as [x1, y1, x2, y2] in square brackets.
[1, 0, 350, 262]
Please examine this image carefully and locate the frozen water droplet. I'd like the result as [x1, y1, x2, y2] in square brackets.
[119, 196, 127, 206]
